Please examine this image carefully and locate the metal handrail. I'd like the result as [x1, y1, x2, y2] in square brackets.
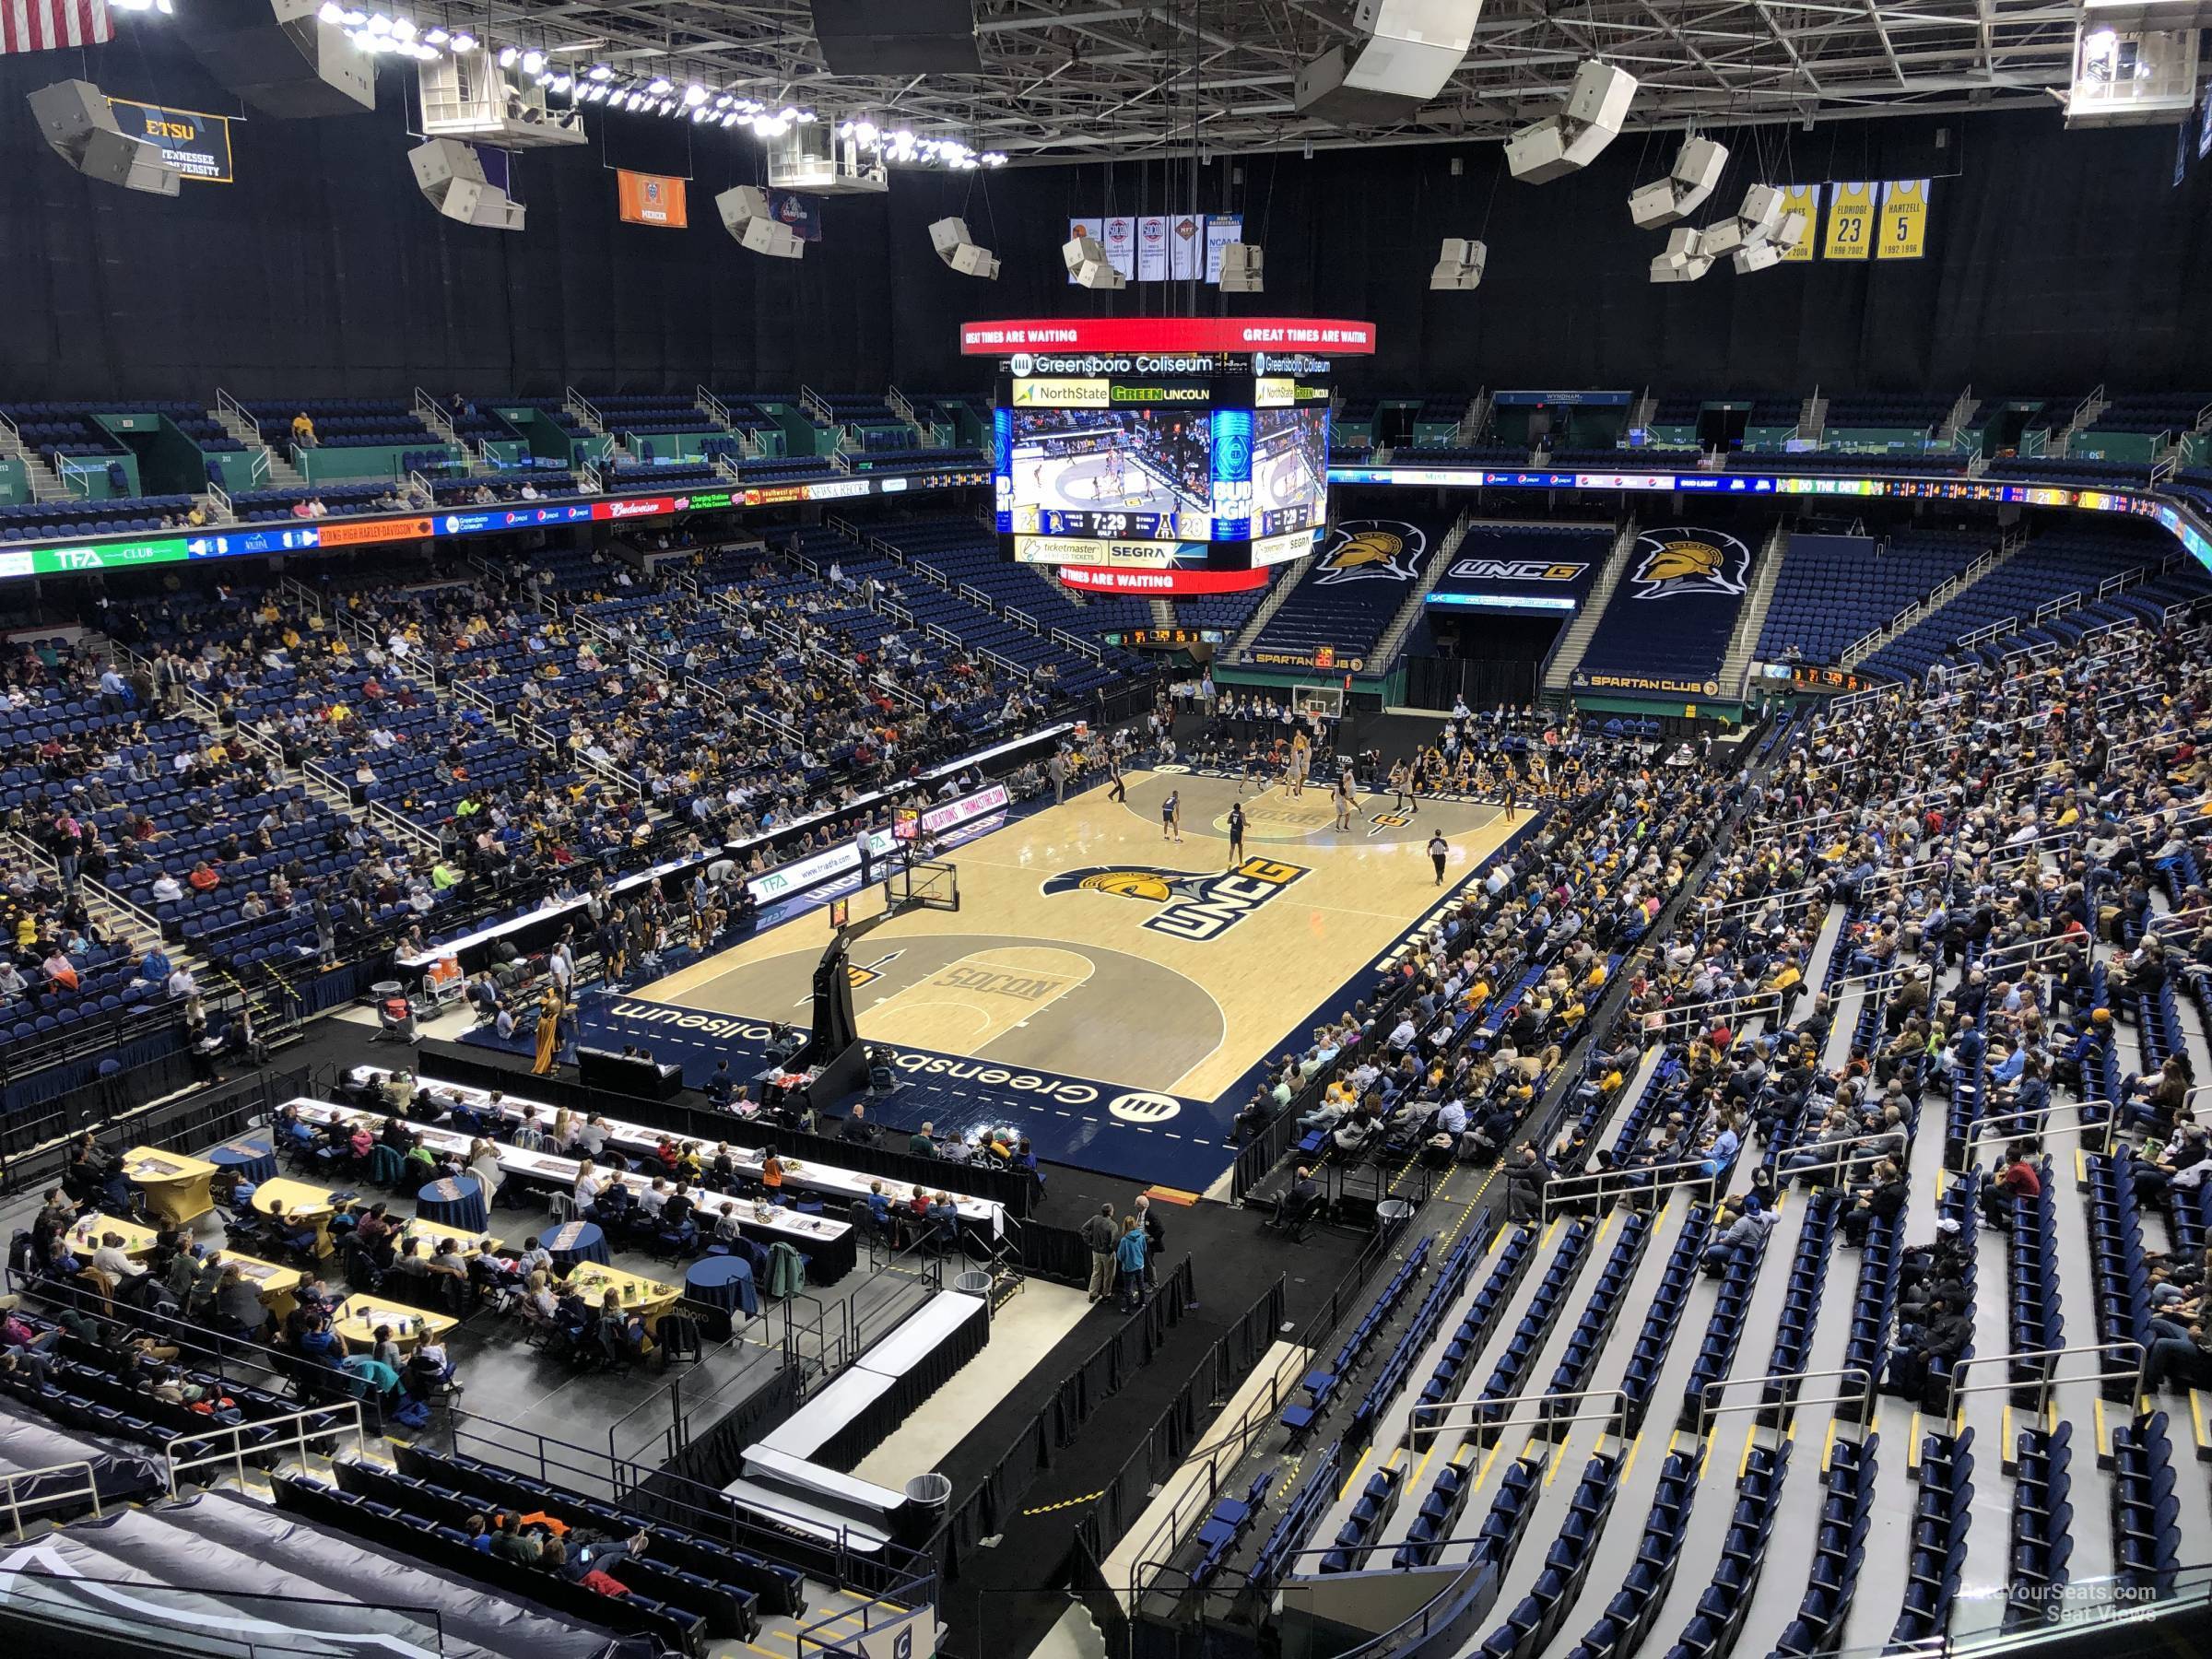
[1406, 1384, 1630, 1444]
[1, 1459, 101, 1537]
[1947, 1339, 2146, 1419]
[1540, 1155, 1718, 1218]
[1692, 1363, 1875, 1434]
[164, 1399, 368, 1492]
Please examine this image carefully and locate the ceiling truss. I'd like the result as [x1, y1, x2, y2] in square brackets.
[429, 0, 2087, 162]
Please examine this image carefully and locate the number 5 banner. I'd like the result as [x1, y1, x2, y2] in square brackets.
[1877, 180, 1929, 260]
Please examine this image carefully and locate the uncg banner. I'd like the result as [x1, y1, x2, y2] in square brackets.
[1427, 547, 1603, 615]
[105, 97, 232, 183]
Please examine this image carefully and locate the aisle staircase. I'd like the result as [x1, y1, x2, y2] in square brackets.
[1367, 512, 1465, 671]
[1539, 520, 1638, 694]
[1839, 528, 2026, 672]
[210, 393, 304, 490]
[1720, 523, 1792, 697]
[0, 416, 65, 501]
[1223, 553, 1317, 663]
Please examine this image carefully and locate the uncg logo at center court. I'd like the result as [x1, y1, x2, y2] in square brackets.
[1041, 857, 1308, 942]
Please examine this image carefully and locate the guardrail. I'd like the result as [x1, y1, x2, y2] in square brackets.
[164, 1400, 367, 1492]
[0, 1459, 101, 1537]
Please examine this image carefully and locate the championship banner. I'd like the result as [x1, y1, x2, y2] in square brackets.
[106, 97, 232, 183]
[1777, 185, 1818, 262]
[1136, 215, 1171, 282]
[616, 170, 688, 229]
[1823, 182, 1875, 261]
[1068, 213, 1242, 282]
[1168, 213, 1203, 280]
[1100, 216, 1137, 279]
[1877, 180, 1929, 260]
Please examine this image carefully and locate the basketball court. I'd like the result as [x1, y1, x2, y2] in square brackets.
[629, 769, 1521, 1186]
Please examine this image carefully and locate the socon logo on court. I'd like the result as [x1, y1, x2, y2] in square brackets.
[1041, 857, 1308, 942]
[1626, 527, 1750, 600]
[1313, 518, 1427, 584]
[1108, 1091, 1182, 1124]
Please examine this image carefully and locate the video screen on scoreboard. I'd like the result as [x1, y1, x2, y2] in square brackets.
[1251, 406, 1329, 538]
[1004, 406, 1213, 540]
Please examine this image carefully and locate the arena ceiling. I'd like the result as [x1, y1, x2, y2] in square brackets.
[436, 0, 2084, 161]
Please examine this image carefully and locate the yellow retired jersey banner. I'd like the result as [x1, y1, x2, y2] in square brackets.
[1824, 182, 1875, 260]
[1877, 179, 1930, 260]
[1778, 185, 1818, 262]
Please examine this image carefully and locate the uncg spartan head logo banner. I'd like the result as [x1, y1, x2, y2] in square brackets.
[1314, 518, 1427, 585]
[1628, 527, 1751, 600]
[1041, 858, 1308, 942]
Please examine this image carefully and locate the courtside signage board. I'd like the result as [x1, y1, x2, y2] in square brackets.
[961, 318, 1376, 355]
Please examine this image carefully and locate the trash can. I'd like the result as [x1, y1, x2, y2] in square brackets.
[370, 980, 403, 1002]
[1375, 1198, 1415, 1239]
[897, 1472, 954, 1544]
[953, 1269, 994, 1299]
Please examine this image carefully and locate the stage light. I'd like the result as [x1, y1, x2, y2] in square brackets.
[683, 84, 708, 105]
[318, 1, 344, 20]
[365, 13, 391, 33]
[521, 50, 545, 75]
[390, 18, 415, 41]
[588, 64, 612, 80]
[497, 45, 517, 66]
[449, 31, 476, 52]
[550, 73, 571, 94]
[646, 76, 671, 95]
[422, 25, 446, 44]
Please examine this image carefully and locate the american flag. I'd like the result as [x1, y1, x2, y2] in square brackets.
[1, 0, 112, 54]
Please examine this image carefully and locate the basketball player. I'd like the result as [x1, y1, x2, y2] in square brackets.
[1227, 801, 1247, 865]
[1288, 729, 1311, 799]
[1332, 773, 1356, 833]
[1161, 788, 1182, 844]
[1107, 753, 1126, 803]
[1427, 830, 1450, 887]
[1388, 759, 1415, 813]
[1236, 738, 1257, 794]
[1503, 771, 1519, 823]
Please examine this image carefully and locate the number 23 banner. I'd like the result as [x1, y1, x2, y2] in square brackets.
[1824, 180, 1929, 261]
